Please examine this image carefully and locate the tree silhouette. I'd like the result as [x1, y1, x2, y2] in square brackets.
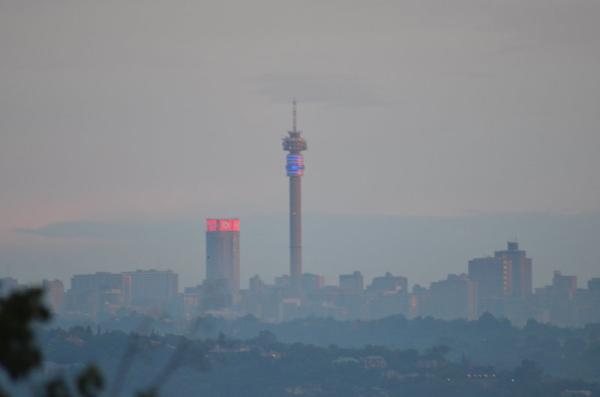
[0, 288, 50, 380]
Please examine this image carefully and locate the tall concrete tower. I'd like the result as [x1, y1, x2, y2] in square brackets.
[282, 100, 307, 288]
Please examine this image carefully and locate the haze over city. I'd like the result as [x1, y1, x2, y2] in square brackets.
[2, 1, 600, 290]
[2, 2, 600, 397]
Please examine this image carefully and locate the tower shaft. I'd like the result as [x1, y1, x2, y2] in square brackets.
[282, 100, 307, 289]
[289, 175, 302, 283]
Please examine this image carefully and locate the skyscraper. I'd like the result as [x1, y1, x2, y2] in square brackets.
[468, 256, 512, 315]
[206, 218, 241, 297]
[128, 269, 178, 310]
[495, 241, 533, 298]
[66, 272, 130, 317]
[42, 279, 65, 314]
[339, 271, 364, 293]
[552, 271, 577, 294]
[427, 274, 478, 320]
[282, 101, 307, 288]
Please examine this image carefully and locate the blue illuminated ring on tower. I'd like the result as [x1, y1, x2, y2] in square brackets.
[286, 154, 305, 176]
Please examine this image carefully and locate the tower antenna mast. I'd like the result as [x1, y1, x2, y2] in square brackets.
[292, 98, 297, 132]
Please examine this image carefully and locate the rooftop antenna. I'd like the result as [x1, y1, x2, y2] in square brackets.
[292, 98, 297, 132]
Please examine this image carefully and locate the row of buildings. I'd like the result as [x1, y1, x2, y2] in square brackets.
[1, 238, 598, 326]
[195, 219, 599, 325]
[229, 241, 599, 326]
[0, 269, 178, 320]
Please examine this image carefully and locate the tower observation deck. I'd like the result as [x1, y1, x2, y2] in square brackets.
[282, 100, 307, 288]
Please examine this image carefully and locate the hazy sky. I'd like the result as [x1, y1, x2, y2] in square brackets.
[1, 1, 599, 286]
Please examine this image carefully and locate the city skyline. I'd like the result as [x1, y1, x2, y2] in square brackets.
[2, 2, 600, 396]
[3, 236, 598, 296]
[1, 0, 600, 298]
[3, 96, 599, 288]
[4, 212, 600, 291]
[3, 238, 598, 328]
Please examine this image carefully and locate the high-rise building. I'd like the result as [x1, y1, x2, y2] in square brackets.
[128, 269, 178, 310]
[534, 271, 578, 325]
[368, 272, 408, 294]
[249, 275, 265, 293]
[206, 218, 241, 296]
[427, 274, 477, 320]
[495, 241, 532, 298]
[574, 278, 600, 325]
[42, 279, 65, 314]
[282, 100, 307, 288]
[275, 274, 291, 289]
[552, 271, 577, 294]
[339, 271, 364, 293]
[67, 272, 130, 317]
[70, 272, 127, 295]
[301, 273, 325, 292]
[589, 278, 600, 291]
[337, 272, 365, 319]
[468, 256, 511, 315]
[365, 272, 410, 320]
[201, 278, 234, 310]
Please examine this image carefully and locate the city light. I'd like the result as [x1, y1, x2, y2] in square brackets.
[206, 218, 240, 232]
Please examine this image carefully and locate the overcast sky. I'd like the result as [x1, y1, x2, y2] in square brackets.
[1, 0, 599, 285]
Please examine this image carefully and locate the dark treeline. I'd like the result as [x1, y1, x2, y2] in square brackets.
[19, 323, 600, 397]
[190, 313, 600, 382]
[3, 289, 600, 397]
[53, 312, 600, 382]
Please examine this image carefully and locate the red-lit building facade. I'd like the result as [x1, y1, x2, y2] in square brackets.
[205, 218, 241, 306]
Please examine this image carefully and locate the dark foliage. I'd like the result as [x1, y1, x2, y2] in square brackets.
[44, 378, 71, 397]
[191, 313, 600, 382]
[0, 288, 50, 379]
[2, 287, 600, 396]
[1, 288, 200, 397]
[75, 365, 104, 397]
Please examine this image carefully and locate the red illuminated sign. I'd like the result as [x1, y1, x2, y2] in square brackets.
[206, 218, 240, 232]
[220, 219, 233, 231]
[206, 219, 218, 231]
